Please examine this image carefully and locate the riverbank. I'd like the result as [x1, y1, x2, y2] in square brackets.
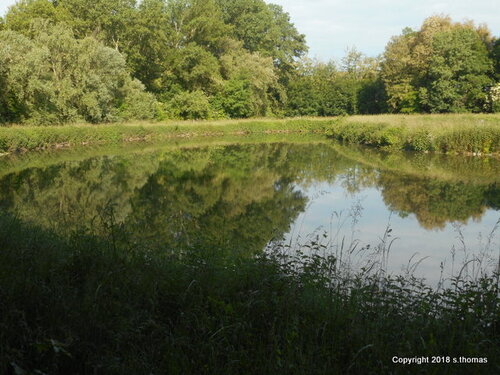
[0, 211, 498, 374]
[328, 113, 500, 154]
[0, 118, 334, 154]
[1, 114, 500, 155]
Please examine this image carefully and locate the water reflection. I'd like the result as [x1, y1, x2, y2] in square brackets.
[0, 141, 498, 276]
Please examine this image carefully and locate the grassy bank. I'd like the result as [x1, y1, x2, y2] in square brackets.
[327, 114, 500, 153]
[0, 212, 498, 374]
[1, 114, 500, 155]
[0, 118, 334, 154]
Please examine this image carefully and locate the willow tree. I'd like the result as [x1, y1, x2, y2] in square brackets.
[0, 21, 155, 124]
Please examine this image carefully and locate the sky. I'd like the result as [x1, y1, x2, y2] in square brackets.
[1, 0, 499, 61]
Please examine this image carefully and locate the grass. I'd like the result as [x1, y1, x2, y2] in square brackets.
[0, 210, 498, 374]
[327, 113, 500, 154]
[1, 114, 500, 155]
[0, 118, 335, 154]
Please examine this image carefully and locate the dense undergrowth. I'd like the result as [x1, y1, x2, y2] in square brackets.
[0, 211, 498, 375]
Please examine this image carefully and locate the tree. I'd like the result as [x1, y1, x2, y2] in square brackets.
[491, 38, 500, 81]
[4, 0, 71, 34]
[419, 27, 492, 112]
[219, 42, 279, 117]
[380, 28, 420, 113]
[381, 16, 495, 113]
[215, 0, 307, 74]
[286, 51, 386, 117]
[0, 21, 154, 124]
[163, 43, 222, 95]
[168, 90, 214, 119]
[3, 0, 311, 119]
[164, 0, 231, 54]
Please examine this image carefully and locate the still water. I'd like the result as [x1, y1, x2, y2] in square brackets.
[1, 138, 498, 282]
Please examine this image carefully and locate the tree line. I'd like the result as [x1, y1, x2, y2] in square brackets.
[0, 1, 499, 124]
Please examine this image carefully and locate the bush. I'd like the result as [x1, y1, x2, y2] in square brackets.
[326, 116, 500, 153]
[406, 129, 434, 151]
[212, 79, 254, 118]
[119, 79, 158, 121]
[167, 90, 217, 120]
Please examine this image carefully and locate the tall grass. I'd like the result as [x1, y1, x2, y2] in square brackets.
[0, 118, 334, 154]
[0, 209, 498, 374]
[327, 114, 500, 153]
[1, 114, 499, 155]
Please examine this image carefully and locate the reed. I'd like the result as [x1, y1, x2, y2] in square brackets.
[0, 210, 497, 374]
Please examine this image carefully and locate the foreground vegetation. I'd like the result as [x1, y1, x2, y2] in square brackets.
[0, 210, 498, 374]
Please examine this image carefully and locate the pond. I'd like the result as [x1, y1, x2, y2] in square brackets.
[1, 137, 498, 283]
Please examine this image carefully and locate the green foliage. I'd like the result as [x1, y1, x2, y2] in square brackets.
[0, 22, 155, 124]
[420, 28, 492, 112]
[286, 52, 385, 116]
[0, 209, 497, 374]
[406, 129, 434, 152]
[382, 16, 496, 113]
[286, 60, 348, 116]
[357, 78, 388, 114]
[2, 0, 307, 121]
[164, 43, 222, 94]
[167, 90, 216, 120]
[213, 80, 254, 118]
[215, 0, 307, 74]
[4, 0, 71, 34]
[119, 79, 159, 120]
[2, 3, 499, 122]
[488, 83, 500, 113]
[492, 39, 500, 81]
[326, 114, 500, 153]
[220, 43, 279, 116]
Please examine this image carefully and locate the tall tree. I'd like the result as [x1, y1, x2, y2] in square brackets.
[0, 21, 154, 124]
[215, 0, 307, 74]
[419, 27, 493, 112]
[381, 16, 495, 113]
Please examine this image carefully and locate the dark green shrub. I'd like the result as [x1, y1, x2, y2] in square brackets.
[168, 90, 216, 120]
